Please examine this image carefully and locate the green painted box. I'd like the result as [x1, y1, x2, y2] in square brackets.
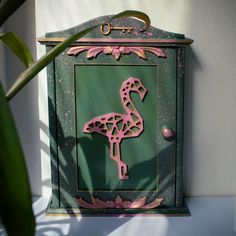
[39, 14, 193, 216]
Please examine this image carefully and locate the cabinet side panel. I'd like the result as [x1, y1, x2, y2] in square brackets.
[47, 45, 60, 207]
[176, 47, 185, 207]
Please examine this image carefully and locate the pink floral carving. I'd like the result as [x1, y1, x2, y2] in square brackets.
[103, 46, 130, 60]
[67, 46, 165, 60]
[75, 195, 164, 209]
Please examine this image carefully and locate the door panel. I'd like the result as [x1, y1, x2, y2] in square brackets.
[55, 49, 177, 208]
[75, 65, 158, 191]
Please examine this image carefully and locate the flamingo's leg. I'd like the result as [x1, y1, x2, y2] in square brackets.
[109, 142, 117, 162]
[110, 141, 129, 180]
[118, 162, 129, 180]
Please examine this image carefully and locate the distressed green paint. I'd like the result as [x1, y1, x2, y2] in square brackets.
[176, 47, 185, 207]
[156, 48, 177, 207]
[41, 14, 193, 214]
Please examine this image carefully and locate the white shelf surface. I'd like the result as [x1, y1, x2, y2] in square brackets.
[1, 197, 236, 236]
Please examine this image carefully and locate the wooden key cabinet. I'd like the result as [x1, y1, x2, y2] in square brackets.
[38, 14, 193, 215]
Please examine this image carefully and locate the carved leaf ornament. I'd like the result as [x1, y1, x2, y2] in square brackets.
[67, 46, 165, 60]
[75, 195, 164, 209]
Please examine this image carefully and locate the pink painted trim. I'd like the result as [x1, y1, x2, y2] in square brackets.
[75, 195, 164, 209]
[67, 46, 165, 60]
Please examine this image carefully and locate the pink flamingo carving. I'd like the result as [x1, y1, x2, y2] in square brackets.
[83, 77, 148, 180]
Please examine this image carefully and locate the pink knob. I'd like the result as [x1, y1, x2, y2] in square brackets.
[161, 128, 175, 139]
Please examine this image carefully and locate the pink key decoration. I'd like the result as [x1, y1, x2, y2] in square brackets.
[83, 77, 148, 180]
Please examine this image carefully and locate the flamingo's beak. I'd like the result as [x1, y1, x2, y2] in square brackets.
[83, 125, 90, 133]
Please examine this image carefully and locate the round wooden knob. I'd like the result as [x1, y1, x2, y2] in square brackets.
[161, 127, 175, 140]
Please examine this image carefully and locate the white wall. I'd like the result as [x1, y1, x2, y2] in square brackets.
[5, 0, 236, 197]
[4, 0, 42, 196]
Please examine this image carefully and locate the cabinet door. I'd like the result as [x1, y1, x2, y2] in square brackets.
[54, 47, 177, 213]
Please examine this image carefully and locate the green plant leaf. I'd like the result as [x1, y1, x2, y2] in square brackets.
[0, 83, 35, 236]
[5, 25, 97, 100]
[5, 10, 150, 100]
[113, 10, 150, 32]
[0, 32, 34, 67]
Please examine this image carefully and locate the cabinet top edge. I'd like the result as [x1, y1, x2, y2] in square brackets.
[37, 37, 193, 46]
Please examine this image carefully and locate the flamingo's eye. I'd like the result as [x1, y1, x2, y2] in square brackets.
[138, 87, 144, 93]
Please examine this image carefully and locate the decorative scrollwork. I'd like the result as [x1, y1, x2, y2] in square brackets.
[75, 195, 164, 209]
[67, 46, 165, 60]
